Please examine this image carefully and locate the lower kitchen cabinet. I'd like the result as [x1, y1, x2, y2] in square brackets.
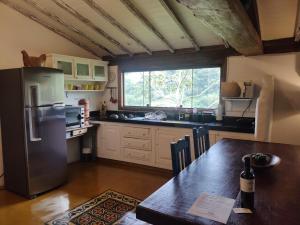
[97, 122, 255, 170]
[155, 127, 194, 170]
[120, 125, 155, 166]
[97, 123, 121, 160]
[209, 130, 255, 145]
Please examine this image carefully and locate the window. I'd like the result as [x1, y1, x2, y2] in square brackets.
[123, 67, 221, 109]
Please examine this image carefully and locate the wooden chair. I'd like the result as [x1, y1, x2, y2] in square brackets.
[170, 135, 192, 176]
[193, 126, 210, 159]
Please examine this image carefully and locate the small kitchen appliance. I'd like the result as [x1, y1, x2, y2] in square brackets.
[65, 106, 85, 129]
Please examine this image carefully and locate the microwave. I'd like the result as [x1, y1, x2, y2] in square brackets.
[65, 106, 85, 129]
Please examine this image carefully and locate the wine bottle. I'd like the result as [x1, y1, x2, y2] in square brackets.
[240, 156, 255, 210]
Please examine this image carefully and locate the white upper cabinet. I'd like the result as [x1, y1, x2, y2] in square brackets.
[45, 54, 75, 79]
[74, 57, 92, 80]
[91, 59, 108, 81]
[46, 54, 108, 82]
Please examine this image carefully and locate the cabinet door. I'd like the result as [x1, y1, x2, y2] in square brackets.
[97, 124, 120, 159]
[92, 60, 108, 81]
[155, 127, 194, 170]
[155, 130, 176, 169]
[208, 131, 217, 146]
[216, 131, 255, 142]
[53, 56, 74, 79]
[75, 58, 91, 80]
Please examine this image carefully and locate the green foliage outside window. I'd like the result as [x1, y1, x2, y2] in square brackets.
[124, 68, 220, 109]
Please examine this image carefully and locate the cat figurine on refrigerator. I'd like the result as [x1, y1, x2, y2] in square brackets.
[21, 50, 46, 67]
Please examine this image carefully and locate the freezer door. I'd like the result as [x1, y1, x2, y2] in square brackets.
[25, 105, 67, 196]
[23, 67, 64, 107]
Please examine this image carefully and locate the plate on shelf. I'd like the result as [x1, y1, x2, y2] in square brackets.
[242, 153, 281, 168]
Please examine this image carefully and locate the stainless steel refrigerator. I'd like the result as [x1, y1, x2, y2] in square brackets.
[0, 67, 67, 198]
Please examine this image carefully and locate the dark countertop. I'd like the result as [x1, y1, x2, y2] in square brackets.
[90, 117, 255, 134]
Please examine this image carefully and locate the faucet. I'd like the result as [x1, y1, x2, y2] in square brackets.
[178, 105, 184, 121]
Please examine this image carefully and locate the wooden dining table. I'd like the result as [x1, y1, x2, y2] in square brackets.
[136, 139, 300, 225]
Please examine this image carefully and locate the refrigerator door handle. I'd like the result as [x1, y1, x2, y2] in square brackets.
[27, 108, 42, 142]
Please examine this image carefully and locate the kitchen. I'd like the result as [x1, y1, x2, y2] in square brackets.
[1, 0, 300, 225]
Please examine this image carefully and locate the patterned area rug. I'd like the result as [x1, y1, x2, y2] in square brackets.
[45, 190, 141, 225]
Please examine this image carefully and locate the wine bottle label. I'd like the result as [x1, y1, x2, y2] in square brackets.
[240, 177, 255, 193]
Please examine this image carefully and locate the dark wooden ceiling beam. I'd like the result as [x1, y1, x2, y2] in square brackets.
[120, 0, 175, 53]
[177, 0, 263, 55]
[294, 0, 300, 41]
[158, 0, 200, 51]
[0, 0, 102, 57]
[82, 0, 152, 55]
[104, 45, 238, 72]
[23, 0, 115, 57]
[263, 37, 300, 54]
[53, 0, 133, 56]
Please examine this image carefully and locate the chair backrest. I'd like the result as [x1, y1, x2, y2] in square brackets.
[193, 126, 210, 159]
[170, 135, 192, 176]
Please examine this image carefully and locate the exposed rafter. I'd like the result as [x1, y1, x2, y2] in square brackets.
[82, 0, 152, 55]
[294, 0, 300, 41]
[158, 0, 199, 51]
[222, 39, 230, 48]
[120, 0, 175, 53]
[177, 0, 263, 55]
[23, 0, 115, 57]
[0, 0, 102, 57]
[52, 0, 133, 56]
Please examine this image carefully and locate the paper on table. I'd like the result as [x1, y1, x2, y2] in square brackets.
[187, 192, 235, 224]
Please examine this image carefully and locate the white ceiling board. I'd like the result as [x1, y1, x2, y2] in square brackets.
[63, 0, 145, 54]
[3, 0, 107, 57]
[8, 0, 298, 56]
[167, 0, 223, 47]
[257, 0, 298, 40]
[97, 0, 169, 52]
[35, 0, 125, 55]
[131, 0, 193, 49]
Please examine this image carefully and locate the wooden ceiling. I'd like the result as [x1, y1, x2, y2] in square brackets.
[0, 0, 299, 58]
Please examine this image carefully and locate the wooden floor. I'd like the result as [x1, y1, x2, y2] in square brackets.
[0, 161, 171, 225]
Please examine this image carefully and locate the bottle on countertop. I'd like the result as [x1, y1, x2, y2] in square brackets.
[240, 156, 255, 210]
[101, 101, 107, 118]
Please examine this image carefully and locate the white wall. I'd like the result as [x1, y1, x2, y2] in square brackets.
[227, 53, 300, 146]
[0, 3, 100, 186]
[102, 66, 119, 111]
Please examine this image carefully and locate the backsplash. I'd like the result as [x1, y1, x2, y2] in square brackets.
[65, 92, 103, 111]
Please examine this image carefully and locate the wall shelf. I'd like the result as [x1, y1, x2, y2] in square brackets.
[222, 97, 254, 101]
[64, 90, 103, 92]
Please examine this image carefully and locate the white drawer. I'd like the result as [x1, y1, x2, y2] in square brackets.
[121, 137, 151, 151]
[123, 148, 152, 163]
[122, 126, 151, 139]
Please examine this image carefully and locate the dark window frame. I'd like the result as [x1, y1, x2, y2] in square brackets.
[119, 62, 226, 112]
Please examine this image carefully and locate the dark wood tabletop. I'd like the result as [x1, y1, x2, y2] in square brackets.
[136, 139, 300, 225]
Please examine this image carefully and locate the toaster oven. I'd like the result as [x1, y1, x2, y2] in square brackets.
[65, 106, 85, 129]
